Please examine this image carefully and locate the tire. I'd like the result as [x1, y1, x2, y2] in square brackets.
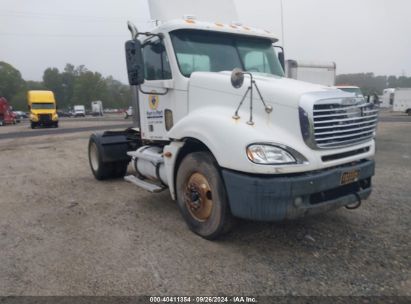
[88, 135, 128, 180]
[176, 152, 234, 240]
[124, 112, 129, 119]
[54, 122, 59, 128]
[31, 122, 37, 129]
[407, 109, 411, 116]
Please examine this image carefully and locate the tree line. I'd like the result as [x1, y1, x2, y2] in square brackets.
[0, 61, 131, 111]
[2, 60, 411, 111]
[336, 73, 411, 95]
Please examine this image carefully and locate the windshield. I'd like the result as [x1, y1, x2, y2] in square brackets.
[339, 87, 363, 97]
[31, 103, 55, 110]
[170, 30, 284, 78]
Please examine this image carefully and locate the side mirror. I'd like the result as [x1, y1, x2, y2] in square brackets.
[231, 68, 245, 89]
[278, 51, 285, 71]
[125, 40, 145, 86]
[273, 45, 285, 71]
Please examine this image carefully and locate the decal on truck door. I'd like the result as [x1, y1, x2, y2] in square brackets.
[149, 95, 159, 110]
[147, 94, 164, 123]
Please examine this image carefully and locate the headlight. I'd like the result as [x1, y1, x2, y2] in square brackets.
[246, 144, 296, 164]
[30, 114, 38, 121]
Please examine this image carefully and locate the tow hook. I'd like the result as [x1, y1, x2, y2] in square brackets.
[345, 193, 362, 210]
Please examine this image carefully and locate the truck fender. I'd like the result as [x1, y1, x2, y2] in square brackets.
[163, 141, 185, 200]
[91, 131, 131, 163]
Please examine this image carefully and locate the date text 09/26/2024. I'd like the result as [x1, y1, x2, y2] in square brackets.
[149, 296, 257, 303]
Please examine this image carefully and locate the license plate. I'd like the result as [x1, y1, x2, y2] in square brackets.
[340, 170, 360, 185]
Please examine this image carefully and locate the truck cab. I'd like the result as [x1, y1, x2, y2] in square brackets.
[27, 90, 59, 128]
[0, 97, 17, 126]
[88, 17, 378, 239]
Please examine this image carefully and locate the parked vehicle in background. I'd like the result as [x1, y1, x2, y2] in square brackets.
[27, 90, 59, 128]
[14, 111, 28, 119]
[285, 60, 336, 86]
[393, 88, 411, 115]
[335, 85, 364, 97]
[73, 105, 86, 117]
[87, 0, 378, 239]
[0, 97, 17, 126]
[381, 88, 395, 108]
[91, 101, 104, 116]
[124, 106, 133, 119]
[57, 110, 73, 117]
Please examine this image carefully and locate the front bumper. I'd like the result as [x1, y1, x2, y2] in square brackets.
[222, 160, 375, 221]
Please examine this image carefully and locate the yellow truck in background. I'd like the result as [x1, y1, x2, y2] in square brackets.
[27, 90, 59, 128]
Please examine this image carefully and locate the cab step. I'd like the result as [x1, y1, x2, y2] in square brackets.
[124, 175, 167, 193]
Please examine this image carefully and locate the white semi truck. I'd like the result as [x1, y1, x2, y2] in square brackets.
[381, 88, 395, 108]
[88, 2, 378, 239]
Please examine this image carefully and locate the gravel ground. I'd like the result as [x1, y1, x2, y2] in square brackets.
[0, 118, 409, 297]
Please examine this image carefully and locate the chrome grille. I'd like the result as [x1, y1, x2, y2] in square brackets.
[312, 99, 378, 148]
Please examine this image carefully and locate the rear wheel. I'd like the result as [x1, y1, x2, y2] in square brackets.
[407, 109, 411, 116]
[176, 152, 233, 240]
[31, 122, 37, 129]
[88, 135, 128, 180]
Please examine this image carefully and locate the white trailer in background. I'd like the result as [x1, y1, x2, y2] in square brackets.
[91, 100, 104, 116]
[285, 60, 336, 86]
[381, 88, 395, 108]
[393, 88, 411, 115]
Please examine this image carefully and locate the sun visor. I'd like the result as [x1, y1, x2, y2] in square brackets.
[148, 0, 239, 23]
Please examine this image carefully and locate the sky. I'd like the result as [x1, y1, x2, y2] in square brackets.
[0, 0, 410, 83]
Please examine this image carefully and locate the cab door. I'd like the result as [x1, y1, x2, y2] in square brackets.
[139, 38, 175, 141]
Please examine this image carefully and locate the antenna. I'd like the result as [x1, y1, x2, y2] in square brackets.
[280, 0, 285, 47]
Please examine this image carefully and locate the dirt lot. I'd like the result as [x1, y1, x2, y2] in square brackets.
[0, 115, 410, 297]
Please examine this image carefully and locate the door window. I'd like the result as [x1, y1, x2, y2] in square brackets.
[143, 40, 172, 80]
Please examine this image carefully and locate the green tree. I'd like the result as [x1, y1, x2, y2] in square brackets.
[71, 71, 108, 107]
[61, 64, 76, 109]
[105, 76, 131, 109]
[0, 61, 25, 99]
[43, 67, 64, 104]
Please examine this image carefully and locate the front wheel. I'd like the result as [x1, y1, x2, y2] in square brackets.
[31, 122, 37, 129]
[176, 152, 234, 240]
[407, 109, 411, 116]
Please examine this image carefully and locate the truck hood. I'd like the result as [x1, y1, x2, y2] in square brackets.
[167, 71, 375, 175]
[188, 71, 337, 109]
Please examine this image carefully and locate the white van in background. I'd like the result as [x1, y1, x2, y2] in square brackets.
[74, 105, 86, 117]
